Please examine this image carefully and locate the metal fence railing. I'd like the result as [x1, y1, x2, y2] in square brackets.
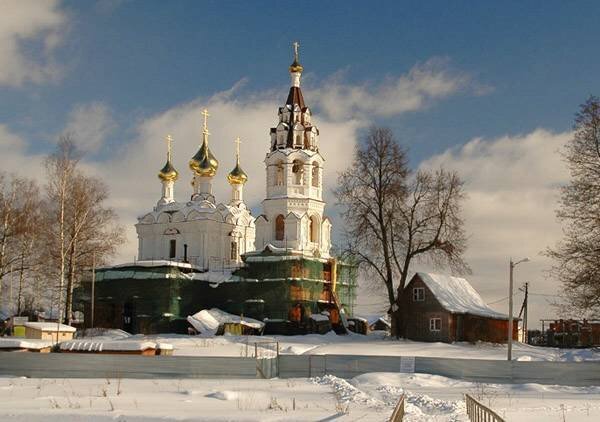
[389, 394, 405, 421]
[465, 394, 504, 422]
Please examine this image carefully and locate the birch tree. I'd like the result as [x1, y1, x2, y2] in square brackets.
[44, 136, 123, 324]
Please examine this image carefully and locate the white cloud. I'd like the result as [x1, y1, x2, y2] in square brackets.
[0, 0, 67, 87]
[63, 102, 116, 153]
[308, 58, 471, 121]
[0, 124, 46, 179]
[421, 129, 571, 325]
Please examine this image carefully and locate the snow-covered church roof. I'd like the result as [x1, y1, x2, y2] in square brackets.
[414, 272, 509, 320]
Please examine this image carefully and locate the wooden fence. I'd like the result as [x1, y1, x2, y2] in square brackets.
[465, 394, 504, 422]
[389, 394, 405, 421]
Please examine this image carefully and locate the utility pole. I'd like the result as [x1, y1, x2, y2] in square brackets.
[508, 260, 514, 360]
[523, 282, 528, 343]
[508, 257, 529, 361]
[518, 282, 529, 343]
[91, 252, 96, 329]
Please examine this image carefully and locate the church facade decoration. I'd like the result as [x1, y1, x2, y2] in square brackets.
[136, 111, 255, 269]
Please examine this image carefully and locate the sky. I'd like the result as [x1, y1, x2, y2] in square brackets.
[2, 0, 600, 328]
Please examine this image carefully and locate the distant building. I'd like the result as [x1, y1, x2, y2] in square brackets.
[541, 319, 600, 348]
[401, 273, 517, 343]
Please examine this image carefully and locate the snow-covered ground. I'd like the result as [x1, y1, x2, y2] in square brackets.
[1, 373, 599, 421]
[118, 331, 600, 361]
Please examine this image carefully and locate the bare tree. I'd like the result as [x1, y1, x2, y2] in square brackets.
[0, 174, 42, 310]
[547, 96, 600, 317]
[63, 174, 124, 324]
[44, 136, 123, 324]
[44, 137, 80, 323]
[336, 127, 469, 336]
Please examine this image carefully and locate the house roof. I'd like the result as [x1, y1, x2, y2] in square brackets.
[414, 272, 509, 320]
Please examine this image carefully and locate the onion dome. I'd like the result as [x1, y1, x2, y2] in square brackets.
[158, 160, 178, 182]
[289, 41, 303, 73]
[228, 137, 247, 185]
[189, 140, 218, 177]
[158, 135, 179, 181]
[189, 108, 219, 177]
[228, 161, 248, 185]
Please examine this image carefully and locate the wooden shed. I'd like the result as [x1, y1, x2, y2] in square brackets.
[24, 322, 76, 342]
[401, 273, 518, 343]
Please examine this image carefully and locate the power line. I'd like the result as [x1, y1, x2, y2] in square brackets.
[487, 292, 519, 306]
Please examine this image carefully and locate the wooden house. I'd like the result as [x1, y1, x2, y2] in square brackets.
[401, 273, 518, 343]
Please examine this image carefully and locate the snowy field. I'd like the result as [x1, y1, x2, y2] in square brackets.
[2, 331, 599, 420]
[1, 373, 599, 421]
[122, 331, 600, 362]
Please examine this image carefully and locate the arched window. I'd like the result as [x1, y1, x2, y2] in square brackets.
[310, 216, 319, 243]
[275, 215, 285, 241]
[292, 160, 304, 185]
[312, 162, 319, 187]
[230, 241, 238, 260]
[169, 239, 176, 259]
[295, 133, 302, 147]
[275, 162, 284, 186]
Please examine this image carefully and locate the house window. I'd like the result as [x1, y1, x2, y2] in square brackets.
[169, 239, 176, 259]
[430, 318, 441, 332]
[413, 287, 425, 302]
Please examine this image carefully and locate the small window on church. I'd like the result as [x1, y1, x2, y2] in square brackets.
[292, 160, 303, 185]
[275, 163, 284, 186]
[169, 239, 176, 259]
[430, 318, 441, 332]
[413, 287, 424, 302]
[275, 215, 285, 241]
[312, 162, 319, 187]
[230, 241, 238, 260]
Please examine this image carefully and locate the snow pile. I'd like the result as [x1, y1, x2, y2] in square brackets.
[206, 390, 240, 401]
[75, 328, 131, 340]
[0, 338, 54, 349]
[187, 308, 264, 334]
[311, 374, 384, 407]
[59, 339, 159, 352]
[310, 313, 330, 322]
[417, 273, 509, 319]
[23, 322, 76, 333]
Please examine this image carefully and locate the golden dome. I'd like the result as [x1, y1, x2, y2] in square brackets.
[227, 161, 248, 185]
[158, 159, 178, 182]
[190, 108, 218, 177]
[158, 135, 178, 182]
[289, 59, 303, 74]
[189, 140, 218, 177]
[289, 41, 303, 73]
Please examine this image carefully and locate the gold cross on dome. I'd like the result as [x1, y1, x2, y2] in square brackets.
[166, 134, 173, 159]
[292, 41, 300, 62]
[201, 108, 210, 134]
[234, 136, 242, 161]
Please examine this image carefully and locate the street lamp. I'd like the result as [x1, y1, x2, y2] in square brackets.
[508, 257, 529, 360]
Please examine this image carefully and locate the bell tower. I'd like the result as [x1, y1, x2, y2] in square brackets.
[255, 42, 332, 257]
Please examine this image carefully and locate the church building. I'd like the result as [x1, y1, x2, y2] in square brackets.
[76, 44, 357, 335]
[136, 112, 255, 270]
